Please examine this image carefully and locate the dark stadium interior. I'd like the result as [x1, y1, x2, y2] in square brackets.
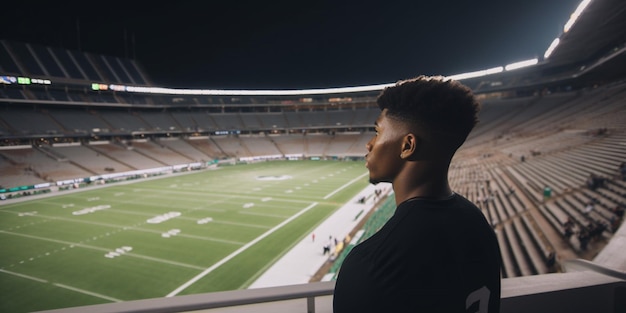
[1, 0, 625, 312]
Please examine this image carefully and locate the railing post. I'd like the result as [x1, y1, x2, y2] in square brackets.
[307, 296, 315, 313]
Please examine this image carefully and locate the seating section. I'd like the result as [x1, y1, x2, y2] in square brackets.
[0, 39, 146, 84]
[0, 147, 92, 185]
[239, 135, 282, 157]
[324, 133, 365, 157]
[129, 140, 195, 165]
[49, 144, 134, 174]
[87, 142, 167, 169]
[157, 138, 215, 162]
[0, 108, 383, 137]
[0, 109, 65, 135]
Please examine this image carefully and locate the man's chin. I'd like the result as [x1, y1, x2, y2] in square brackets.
[369, 175, 392, 185]
[369, 177, 381, 185]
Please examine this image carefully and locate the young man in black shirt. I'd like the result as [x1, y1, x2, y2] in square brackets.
[333, 76, 501, 312]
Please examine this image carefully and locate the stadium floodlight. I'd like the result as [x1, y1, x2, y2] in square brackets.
[505, 58, 539, 71]
[543, 0, 591, 60]
[124, 83, 394, 96]
[446, 66, 504, 81]
[564, 0, 592, 33]
[544, 38, 560, 59]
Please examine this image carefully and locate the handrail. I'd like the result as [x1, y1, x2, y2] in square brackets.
[37, 271, 626, 313]
[37, 281, 336, 313]
[562, 258, 626, 280]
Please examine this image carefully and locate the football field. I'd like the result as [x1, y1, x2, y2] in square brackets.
[0, 160, 369, 313]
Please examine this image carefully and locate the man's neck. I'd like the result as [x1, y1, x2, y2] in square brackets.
[393, 179, 453, 205]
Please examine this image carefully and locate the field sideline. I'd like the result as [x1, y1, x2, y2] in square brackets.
[0, 160, 370, 313]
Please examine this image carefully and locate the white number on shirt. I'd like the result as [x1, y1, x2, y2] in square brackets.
[466, 286, 490, 313]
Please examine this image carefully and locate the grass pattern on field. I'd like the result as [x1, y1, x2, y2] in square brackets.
[0, 160, 369, 313]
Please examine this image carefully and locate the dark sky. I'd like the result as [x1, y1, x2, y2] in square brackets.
[2, 0, 582, 89]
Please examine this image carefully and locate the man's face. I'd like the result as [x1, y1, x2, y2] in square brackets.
[365, 109, 406, 185]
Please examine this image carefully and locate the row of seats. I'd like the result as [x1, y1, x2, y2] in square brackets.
[0, 40, 146, 85]
[0, 107, 380, 136]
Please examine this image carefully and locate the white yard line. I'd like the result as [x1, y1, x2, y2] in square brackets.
[0, 269, 48, 283]
[323, 172, 368, 199]
[212, 220, 271, 229]
[166, 202, 319, 297]
[54, 283, 122, 302]
[238, 211, 291, 219]
[0, 269, 121, 302]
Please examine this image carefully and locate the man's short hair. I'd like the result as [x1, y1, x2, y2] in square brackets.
[377, 75, 480, 148]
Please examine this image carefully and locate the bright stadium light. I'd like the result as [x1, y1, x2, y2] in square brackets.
[544, 38, 560, 59]
[564, 0, 592, 33]
[446, 66, 504, 80]
[505, 58, 539, 71]
[124, 83, 395, 96]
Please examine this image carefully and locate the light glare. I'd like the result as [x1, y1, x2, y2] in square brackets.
[446, 67, 504, 81]
[124, 83, 395, 96]
[544, 38, 561, 59]
[505, 59, 539, 71]
[564, 0, 592, 33]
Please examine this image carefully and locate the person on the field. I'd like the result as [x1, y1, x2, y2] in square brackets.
[333, 75, 501, 313]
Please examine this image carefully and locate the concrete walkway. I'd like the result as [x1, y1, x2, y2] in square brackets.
[249, 183, 392, 289]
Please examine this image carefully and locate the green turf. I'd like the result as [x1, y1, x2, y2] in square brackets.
[0, 160, 369, 312]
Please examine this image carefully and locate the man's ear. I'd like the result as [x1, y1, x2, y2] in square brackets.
[400, 133, 418, 160]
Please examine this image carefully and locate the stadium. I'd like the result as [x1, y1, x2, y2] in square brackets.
[1, 0, 625, 312]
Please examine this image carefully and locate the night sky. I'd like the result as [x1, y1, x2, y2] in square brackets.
[2, 0, 583, 89]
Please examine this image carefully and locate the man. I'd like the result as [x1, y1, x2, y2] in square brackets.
[333, 76, 501, 312]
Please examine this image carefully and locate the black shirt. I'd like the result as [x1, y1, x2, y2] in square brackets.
[333, 194, 501, 312]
